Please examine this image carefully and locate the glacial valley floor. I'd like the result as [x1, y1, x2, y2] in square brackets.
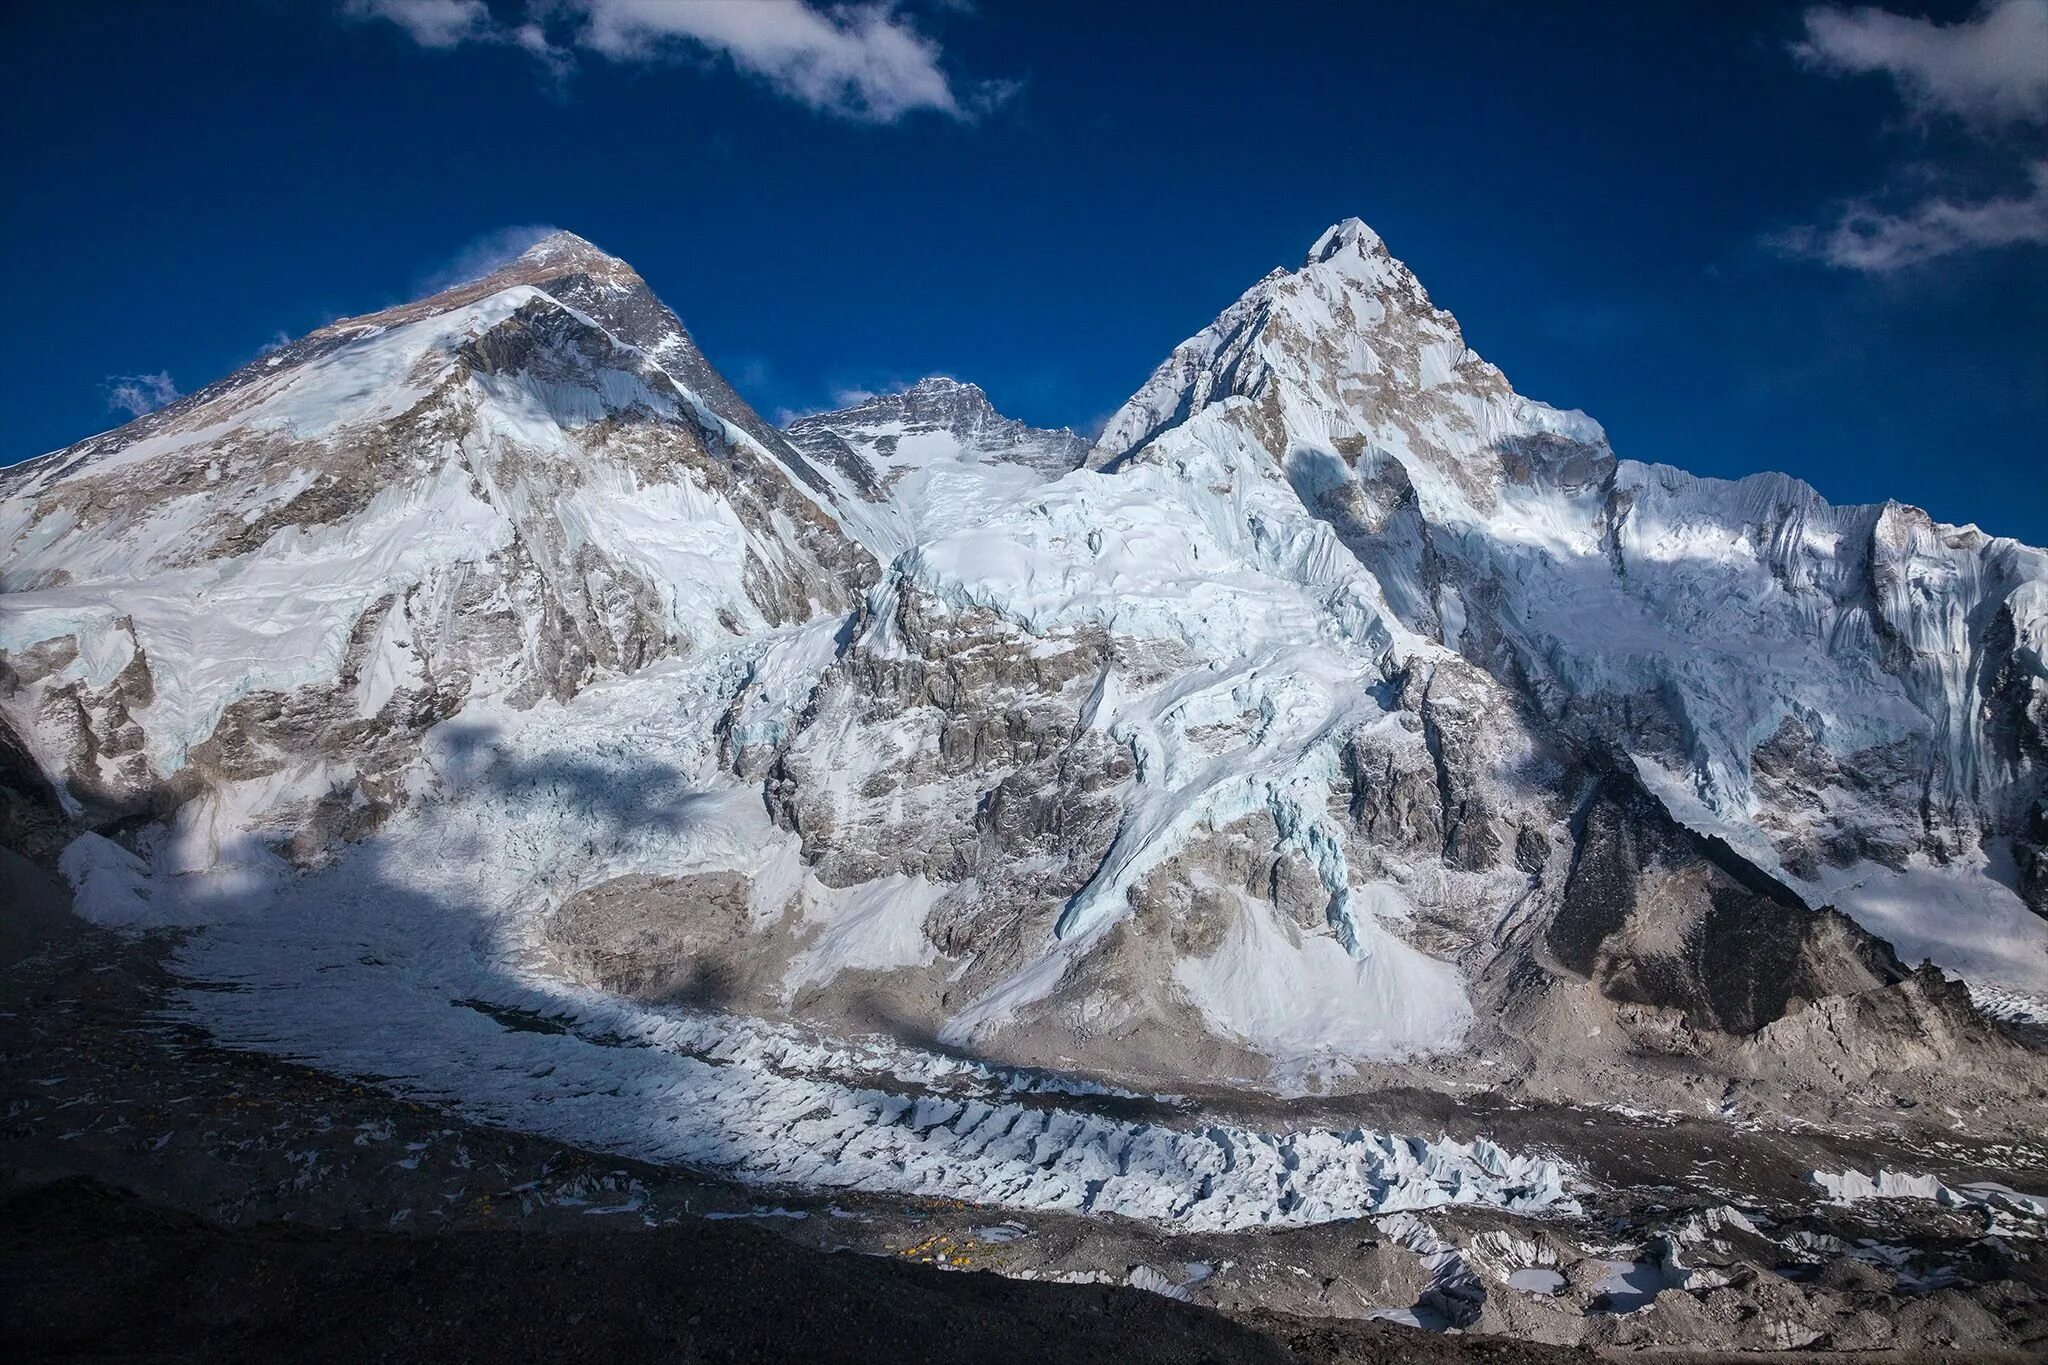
[2, 854, 2042, 1363]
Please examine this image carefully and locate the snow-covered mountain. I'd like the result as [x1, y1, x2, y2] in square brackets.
[2, 222, 2044, 1140]
[784, 375, 1088, 558]
[789, 374, 1088, 483]
[0, 231, 871, 858]
[1088, 218, 2048, 996]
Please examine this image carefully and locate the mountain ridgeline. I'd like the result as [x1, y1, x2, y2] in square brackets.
[1, 223, 2044, 1124]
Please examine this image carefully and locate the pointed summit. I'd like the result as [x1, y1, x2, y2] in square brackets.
[395, 228, 831, 483]
[903, 375, 986, 400]
[794, 375, 997, 429]
[310, 228, 650, 342]
[1092, 213, 1605, 490]
[1305, 216, 1387, 265]
[499, 229, 643, 283]
[889, 376, 1000, 424]
[513, 228, 611, 264]
[488, 228, 643, 292]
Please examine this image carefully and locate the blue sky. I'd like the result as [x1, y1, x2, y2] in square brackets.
[3, 1, 2044, 542]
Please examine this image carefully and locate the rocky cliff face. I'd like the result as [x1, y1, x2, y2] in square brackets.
[1, 224, 2043, 1125]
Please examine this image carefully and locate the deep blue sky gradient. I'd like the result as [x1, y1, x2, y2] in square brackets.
[3, 1, 2043, 541]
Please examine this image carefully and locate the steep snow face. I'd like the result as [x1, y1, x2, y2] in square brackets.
[1093, 218, 1607, 508]
[0, 232, 872, 833]
[783, 377, 1089, 559]
[1086, 216, 2048, 993]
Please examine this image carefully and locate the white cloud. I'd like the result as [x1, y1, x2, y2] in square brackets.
[579, 0, 959, 121]
[1796, 0, 2048, 127]
[1776, 160, 2048, 270]
[342, 0, 1002, 123]
[104, 371, 179, 420]
[1784, 3, 2048, 270]
[344, 0, 498, 49]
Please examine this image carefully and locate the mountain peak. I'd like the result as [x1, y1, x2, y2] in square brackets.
[317, 230, 647, 343]
[511, 229, 620, 271]
[784, 373, 1088, 488]
[813, 376, 999, 425]
[1091, 211, 1602, 479]
[257, 225, 839, 504]
[905, 375, 985, 399]
[1305, 216, 1387, 266]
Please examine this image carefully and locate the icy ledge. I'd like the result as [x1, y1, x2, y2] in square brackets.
[1811, 1169, 2048, 1233]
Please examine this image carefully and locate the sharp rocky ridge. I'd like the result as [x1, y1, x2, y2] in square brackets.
[3, 221, 2046, 1220]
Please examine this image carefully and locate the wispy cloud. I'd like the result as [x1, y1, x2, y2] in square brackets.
[345, 0, 496, 49]
[579, 1, 966, 121]
[1781, 1, 2048, 270]
[1075, 407, 1119, 441]
[343, 0, 1010, 123]
[724, 353, 776, 393]
[772, 378, 920, 426]
[1774, 160, 2048, 271]
[414, 223, 566, 294]
[344, 0, 572, 76]
[104, 371, 179, 419]
[1794, 0, 2048, 128]
[774, 384, 881, 426]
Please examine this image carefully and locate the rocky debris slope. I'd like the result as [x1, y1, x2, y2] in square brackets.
[3, 869, 2041, 1359]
